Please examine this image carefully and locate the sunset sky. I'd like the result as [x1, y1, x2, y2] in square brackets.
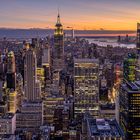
[0, 0, 140, 30]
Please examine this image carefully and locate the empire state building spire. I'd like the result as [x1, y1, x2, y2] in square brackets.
[55, 11, 62, 27]
[56, 12, 61, 25]
[55, 11, 63, 35]
[56, 8, 62, 26]
[52, 12, 64, 71]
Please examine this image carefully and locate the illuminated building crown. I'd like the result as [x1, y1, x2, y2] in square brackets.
[55, 12, 63, 35]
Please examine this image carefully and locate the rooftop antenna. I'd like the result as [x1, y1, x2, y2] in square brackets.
[57, 7, 61, 24]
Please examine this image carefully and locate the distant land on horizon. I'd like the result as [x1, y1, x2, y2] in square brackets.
[0, 28, 136, 39]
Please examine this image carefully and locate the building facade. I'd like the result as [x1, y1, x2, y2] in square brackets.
[6, 51, 16, 90]
[119, 81, 140, 140]
[16, 101, 43, 132]
[24, 47, 40, 101]
[0, 113, 16, 135]
[52, 13, 65, 72]
[74, 59, 99, 117]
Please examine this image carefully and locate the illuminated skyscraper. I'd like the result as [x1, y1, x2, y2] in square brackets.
[123, 53, 136, 82]
[6, 51, 16, 90]
[119, 81, 140, 140]
[8, 90, 17, 113]
[74, 59, 99, 117]
[24, 47, 40, 101]
[119, 52, 140, 140]
[19, 46, 43, 132]
[52, 13, 64, 72]
[7, 51, 15, 73]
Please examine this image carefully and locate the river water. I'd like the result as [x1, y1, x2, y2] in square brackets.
[86, 38, 136, 48]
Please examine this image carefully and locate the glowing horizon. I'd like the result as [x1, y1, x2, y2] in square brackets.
[0, 0, 140, 30]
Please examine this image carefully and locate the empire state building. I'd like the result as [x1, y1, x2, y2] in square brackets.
[52, 13, 65, 72]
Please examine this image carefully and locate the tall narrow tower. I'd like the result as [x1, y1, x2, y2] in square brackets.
[24, 47, 40, 101]
[52, 12, 64, 71]
[6, 51, 16, 90]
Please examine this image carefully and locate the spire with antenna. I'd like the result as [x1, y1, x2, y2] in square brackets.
[54, 8, 63, 35]
[56, 8, 62, 26]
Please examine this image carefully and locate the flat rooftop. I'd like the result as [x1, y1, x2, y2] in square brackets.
[74, 58, 99, 63]
[87, 118, 124, 137]
[121, 81, 140, 93]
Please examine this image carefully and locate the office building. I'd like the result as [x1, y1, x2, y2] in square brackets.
[119, 81, 140, 140]
[24, 47, 41, 101]
[37, 67, 45, 88]
[99, 77, 108, 101]
[82, 116, 124, 140]
[0, 102, 7, 116]
[114, 63, 122, 88]
[123, 53, 136, 82]
[8, 90, 17, 113]
[0, 113, 16, 135]
[16, 101, 43, 132]
[16, 73, 24, 109]
[74, 58, 99, 117]
[42, 46, 51, 83]
[6, 51, 16, 90]
[43, 95, 64, 124]
[52, 13, 65, 72]
[42, 46, 50, 68]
